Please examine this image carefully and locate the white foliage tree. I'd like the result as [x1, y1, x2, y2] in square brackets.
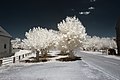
[100, 37, 117, 49]
[22, 27, 57, 61]
[11, 38, 21, 49]
[56, 16, 87, 57]
[83, 36, 117, 51]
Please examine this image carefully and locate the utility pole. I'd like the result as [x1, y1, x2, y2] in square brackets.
[116, 17, 120, 55]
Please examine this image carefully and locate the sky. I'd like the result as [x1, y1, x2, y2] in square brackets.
[0, 0, 120, 39]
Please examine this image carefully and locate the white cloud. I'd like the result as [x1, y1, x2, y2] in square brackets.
[88, 7, 95, 10]
[90, 0, 96, 2]
[79, 11, 90, 15]
[71, 9, 75, 11]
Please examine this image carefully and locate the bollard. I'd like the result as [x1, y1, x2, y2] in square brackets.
[25, 54, 27, 57]
[19, 56, 21, 61]
[13, 57, 15, 63]
[22, 55, 24, 58]
[0, 60, 2, 66]
[25, 54, 26, 57]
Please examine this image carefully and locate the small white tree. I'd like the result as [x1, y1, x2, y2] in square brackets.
[82, 35, 94, 51]
[11, 38, 21, 49]
[56, 16, 87, 57]
[83, 36, 117, 51]
[101, 37, 117, 49]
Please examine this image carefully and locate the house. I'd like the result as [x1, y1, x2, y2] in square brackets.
[0, 26, 13, 58]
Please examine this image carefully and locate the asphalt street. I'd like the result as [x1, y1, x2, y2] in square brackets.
[76, 50, 120, 80]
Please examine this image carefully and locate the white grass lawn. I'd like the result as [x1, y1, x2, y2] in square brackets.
[0, 50, 117, 80]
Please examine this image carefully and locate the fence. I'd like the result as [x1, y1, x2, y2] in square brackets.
[0, 52, 34, 66]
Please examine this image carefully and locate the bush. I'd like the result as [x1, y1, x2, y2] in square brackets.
[108, 48, 116, 55]
[20, 58, 49, 63]
[56, 56, 81, 62]
[57, 53, 69, 56]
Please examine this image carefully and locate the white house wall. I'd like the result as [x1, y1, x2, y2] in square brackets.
[0, 36, 11, 58]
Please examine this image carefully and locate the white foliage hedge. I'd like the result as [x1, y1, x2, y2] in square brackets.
[83, 36, 117, 51]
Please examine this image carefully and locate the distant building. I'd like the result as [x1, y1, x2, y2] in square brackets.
[0, 26, 13, 58]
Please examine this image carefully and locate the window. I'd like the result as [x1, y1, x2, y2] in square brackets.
[4, 44, 6, 49]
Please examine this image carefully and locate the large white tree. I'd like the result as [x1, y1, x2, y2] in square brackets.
[22, 27, 57, 61]
[56, 16, 87, 57]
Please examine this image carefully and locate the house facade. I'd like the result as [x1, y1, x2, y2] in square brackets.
[0, 26, 13, 58]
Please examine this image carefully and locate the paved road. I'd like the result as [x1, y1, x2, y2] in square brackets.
[76, 50, 120, 80]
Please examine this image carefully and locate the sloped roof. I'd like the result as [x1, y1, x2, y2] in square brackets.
[0, 26, 12, 38]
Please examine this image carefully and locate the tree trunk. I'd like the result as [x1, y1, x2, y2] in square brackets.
[69, 50, 75, 59]
[41, 49, 44, 57]
[44, 48, 48, 58]
[41, 49, 48, 58]
[60, 50, 66, 54]
[36, 50, 39, 62]
[116, 17, 120, 56]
